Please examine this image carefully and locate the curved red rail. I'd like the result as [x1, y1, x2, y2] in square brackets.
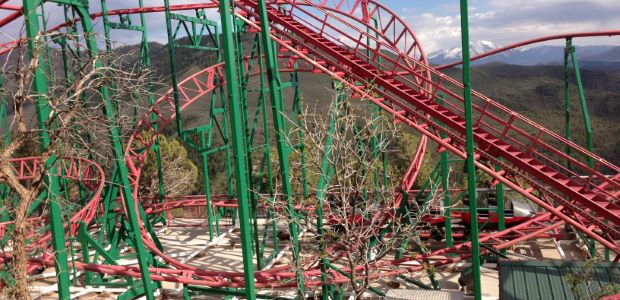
[0, 157, 105, 260]
[435, 30, 620, 70]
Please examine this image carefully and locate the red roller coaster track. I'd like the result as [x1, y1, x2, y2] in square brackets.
[435, 30, 620, 70]
[1, 0, 619, 292]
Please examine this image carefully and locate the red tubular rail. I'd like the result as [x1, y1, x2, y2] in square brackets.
[0, 157, 104, 254]
[235, 0, 620, 251]
[435, 30, 620, 70]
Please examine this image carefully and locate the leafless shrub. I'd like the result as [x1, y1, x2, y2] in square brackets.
[257, 85, 446, 298]
[0, 31, 157, 299]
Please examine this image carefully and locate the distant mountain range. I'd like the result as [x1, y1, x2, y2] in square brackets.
[428, 40, 620, 69]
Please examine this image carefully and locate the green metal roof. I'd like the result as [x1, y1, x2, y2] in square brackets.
[499, 260, 620, 300]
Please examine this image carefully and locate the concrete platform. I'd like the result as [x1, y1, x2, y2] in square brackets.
[26, 218, 587, 299]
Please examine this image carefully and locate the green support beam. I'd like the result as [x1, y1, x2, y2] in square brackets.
[233, 20, 262, 269]
[255, 0, 305, 296]
[72, 4, 157, 298]
[219, 1, 257, 298]
[564, 38, 599, 259]
[137, 0, 168, 225]
[315, 82, 343, 299]
[563, 42, 572, 170]
[436, 95, 453, 247]
[22, 0, 71, 297]
[164, 0, 184, 136]
[459, 0, 482, 299]
[495, 163, 505, 256]
[565, 39, 593, 168]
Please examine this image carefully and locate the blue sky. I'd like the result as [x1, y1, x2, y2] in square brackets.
[384, 0, 620, 52]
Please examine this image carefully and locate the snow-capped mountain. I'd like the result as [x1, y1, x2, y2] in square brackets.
[429, 40, 501, 62]
[428, 40, 617, 68]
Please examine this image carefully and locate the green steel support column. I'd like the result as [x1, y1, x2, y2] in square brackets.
[219, 1, 257, 298]
[22, 0, 71, 297]
[100, 0, 113, 64]
[57, 7, 90, 205]
[218, 81, 235, 197]
[563, 42, 572, 170]
[150, 137, 167, 226]
[201, 148, 215, 240]
[164, 0, 183, 135]
[251, 36, 279, 263]
[23, 0, 51, 147]
[495, 164, 505, 255]
[290, 68, 309, 198]
[0, 76, 8, 146]
[137, 0, 168, 224]
[365, 14, 389, 198]
[436, 95, 452, 247]
[58, 10, 73, 87]
[219, 93, 235, 198]
[47, 167, 71, 298]
[72, 5, 156, 298]
[566, 38, 597, 258]
[0, 77, 7, 242]
[255, 0, 305, 295]
[37, 5, 55, 88]
[59, 163, 80, 284]
[234, 21, 262, 269]
[440, 145, 452, 247]
[315, 82, 342, 299]
[103, 0, 167, 224]
[171, 11, 229, 236]
[366, 14, 388, 199]
[459, 1, 482, 299]
[369, 104, 382, 201]
[260, 47, 279, 261]
[101, 168, 121, 253]
[99, 0, 123, 115]
[567, 39, 594, 167]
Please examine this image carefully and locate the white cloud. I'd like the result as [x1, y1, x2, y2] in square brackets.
[402, 0, 620, 53]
